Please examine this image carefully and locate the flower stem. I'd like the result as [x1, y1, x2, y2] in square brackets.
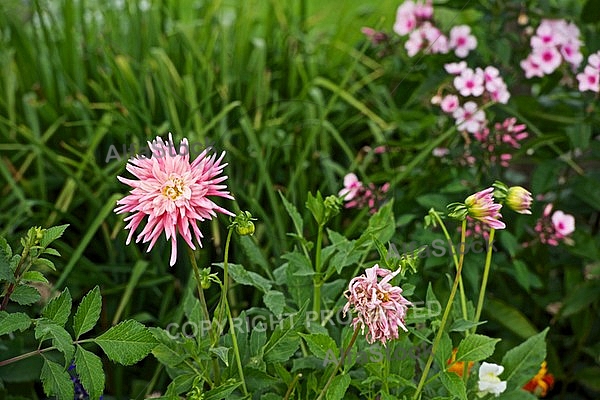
[187, 246, 221, 386]
[473, 228, 496, 331]
[316, 328, 360, 400]
[313, 224, 324, 318]
[284, 373, 303, 400]
[413, 232, 466, 400]
[216, 228, 234, 333]
[431, 211, 468, 323]
[225, 296, 248, 396]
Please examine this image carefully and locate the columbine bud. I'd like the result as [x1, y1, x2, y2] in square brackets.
[232, 211, 256, 236]
[505, 186, 533, 215]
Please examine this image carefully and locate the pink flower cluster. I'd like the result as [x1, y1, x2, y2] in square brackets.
[521, 19, 583, 79]
[576, 51, 600, 93]
[533, 204, 575, 246]
[393, 0, 477, 58]
[473, 118, 529, 167]
[339, 173, 390, 213]
[343, 264, 412, 346]
[434, 62, 510, 135]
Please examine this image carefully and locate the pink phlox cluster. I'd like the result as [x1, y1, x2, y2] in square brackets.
[521, 19, 583, 78]
[343, 265, 412, 346]
[473, 118, 529, 167]
[576, 51, 600, 93]
[463, 216, 491, 241]
[393, 0, 476, 58]
[533, 204, 575, 246]
[339, 173, 390, 213]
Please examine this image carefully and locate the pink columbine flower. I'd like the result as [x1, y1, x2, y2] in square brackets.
[343, 264, 412, 346]
[449, 25, 477, 58]
[114, 133, 234, 266]
[464, 187, 506, 229]
[454, 68, 485, 97]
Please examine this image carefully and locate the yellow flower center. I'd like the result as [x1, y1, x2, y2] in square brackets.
[162, 177, 185, 200]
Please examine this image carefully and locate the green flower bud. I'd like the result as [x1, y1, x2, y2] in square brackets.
[505, 186, 533, 215]
[231, 211, 257, 236]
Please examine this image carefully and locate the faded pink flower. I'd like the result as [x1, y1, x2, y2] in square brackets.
[440, 94, 459, 113]
[339, 173, 363, 201]
[449, 25, 477, 58]
[115, 133, 234, 266]
[531, 204, 575, 246]
[576, 65, 599, 93]
[393, 1, 418, 36]
[464, 187, 506, 229]
[453, 101, 486, 134]
[454, 68, 485, 97]
[343, 264, 412, 346]
[521, 56, 544, 78]
[445, 61, 467, 75]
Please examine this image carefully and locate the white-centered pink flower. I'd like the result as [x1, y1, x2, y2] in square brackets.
[115, 133, 234, 266]
[454, 68, 485, 97]
[343, 264, 412, 346]
[393, 1, 417, 36]
[521, 56, 544, 78]
[532, 46, 563, 74]
[449, 25, 477, 58]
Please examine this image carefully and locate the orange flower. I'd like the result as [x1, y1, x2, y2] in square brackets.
[447, 348, 474, 377]
[523, 361, 554, 397]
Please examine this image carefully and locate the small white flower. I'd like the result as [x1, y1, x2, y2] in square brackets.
[478, 362, 507, 397]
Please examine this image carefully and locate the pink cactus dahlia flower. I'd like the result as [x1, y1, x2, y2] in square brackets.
[343, 264, 412, 346]
[114, 133, 234, 266]
[464, 187, 506, 230]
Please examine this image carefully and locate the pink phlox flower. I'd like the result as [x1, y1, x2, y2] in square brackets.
[421, 22, 449, 54]
[393, 1, 418, 36]
[440, 94, 460, 113]
[115, 133, 234, 266]
[445, 61, 467, 75]
[454, 68, 485, 97]
[449, 25, 477, 58]
[453, 101, 486, 134]
[343, 264, 412, 346]
[405, 28, 425, 57]
[577, 64, 600, 93]
[552, 211, 575, 236]
[521, 55, 544, 78]
[339, 173, 363, 201]
[532, 45, 563, 74]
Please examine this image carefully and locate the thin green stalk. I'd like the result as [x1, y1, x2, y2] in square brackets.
[430, 211, 468, 324]
[216, 228, 234, 335]
[313, 224, 324, 317]
[187, 247, 220, 386]
[413, 235, 466, 399]
[0, 346, 55, 367]
[316, 328, 360, 400]
[284, 373, 303, 400]
[225, 296, 248, 396]
[473, 228, 496, 330]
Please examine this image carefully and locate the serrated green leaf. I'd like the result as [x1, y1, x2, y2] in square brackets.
[165, 373, 196, 396]
[39, 224, 69, 248]
[11, 284, 40, 305]
[455, 334, 500, 363]
[0, 311, 32, 336]
[299, 333, 338, 360]
[93, 320, 157, 365]
[75, 346, 105, 400]
[224, 263, 272, 293]
[21, 271, 49, 284]
[239, 235, 271, 278]
[263, 290, 285, 317]
[204, 380, 242, 400]
[306, 191, 325, 225]
[43, 248, 61, 257]
[152, 343, 186, 368]
[35, 319, 75, 363]
[440, 371, 467, 400]
[0, 237, 13, 282]
[249, 322, 267, 355]
[210, 346, 230, 367]
[73, 286, 102, 339]
[279, 191, 303, 236]
[41, 358, 74, 399]
[42, 288, 72, 327]
[502, 328, 548, 391]
[33, 258, 56, 271]
[326, 374, 351, 400]
[264, 304, 307, 363]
